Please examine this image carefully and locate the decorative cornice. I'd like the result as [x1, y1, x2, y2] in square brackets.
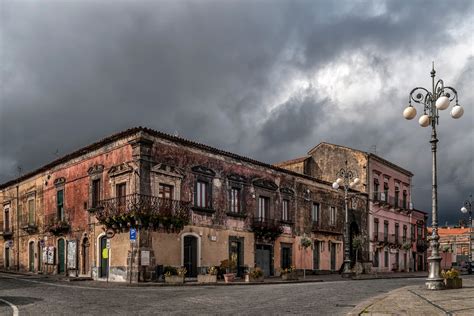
[151, 163, 185, 178]
[54, 177, 66, 187]
[108, 163, 133, 177]
[253, 178, 278, 191]
[280, 187, 294, 195]
[87, 164, 104, 175]
[227, 173, 246, 183]
[191, 165, 216, 177]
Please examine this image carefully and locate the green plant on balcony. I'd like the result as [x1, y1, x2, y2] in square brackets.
[402, 242, 412, 251]
[48, 220, 70, 236]
[252, 221, 283, 241]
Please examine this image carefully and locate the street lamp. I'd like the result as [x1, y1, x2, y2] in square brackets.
[332, 161, 360, 277]
[461, 194, 472, 263]
[402, 63, 464, 290]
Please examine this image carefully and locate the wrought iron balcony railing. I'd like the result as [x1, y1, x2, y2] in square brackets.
[45, 212, 71, 236]
[95, 194, 191, 232]
[251, 217, 283, 241]
[20, 213, 38, 233]
[0, 221, 13, 238]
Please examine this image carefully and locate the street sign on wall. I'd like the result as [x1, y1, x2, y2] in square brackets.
[67, 240, 77, 269]
[106, 229, 115, 239]
[130, 228, 137, 242]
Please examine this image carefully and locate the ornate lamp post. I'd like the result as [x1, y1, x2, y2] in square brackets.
[461, 194, 472, 263]
[402, 63, 464, 290]
[332, 161, 360, 277]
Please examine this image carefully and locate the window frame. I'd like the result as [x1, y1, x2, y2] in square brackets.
[330, 206, 336, 226]
[257, 196, 269, 220]
[281, 199, 289, 221]
[312, 203, 320, 223]
[57, 189, 64, 221]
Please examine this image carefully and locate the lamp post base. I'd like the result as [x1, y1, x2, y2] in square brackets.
[341, 260, 353, 278]
[425, 278, 445, 290]
[426, 254, 445, 290]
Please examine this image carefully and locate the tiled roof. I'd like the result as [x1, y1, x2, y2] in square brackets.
[427, 227, 470, 236]
[0, 127, 333, 190]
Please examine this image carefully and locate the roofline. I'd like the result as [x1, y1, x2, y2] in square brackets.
[0, 127, 333, 190]
[273, 155, 310, 167]
[308, 142, 413, 177]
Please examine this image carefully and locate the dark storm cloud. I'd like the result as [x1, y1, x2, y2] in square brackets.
[1, 0, 473, 224]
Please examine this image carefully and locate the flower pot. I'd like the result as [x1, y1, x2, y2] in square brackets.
[165, 275, 185, 284]
[445, 278, 462, 289]
[197, 274, 217, 284]
[281, 272, 298, 281]
[223, 273, 235, 283]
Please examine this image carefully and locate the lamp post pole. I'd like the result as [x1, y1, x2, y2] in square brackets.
[332, 161, 360, 277]
[461, 195, 472, 263]
[403, 63, 464, 290]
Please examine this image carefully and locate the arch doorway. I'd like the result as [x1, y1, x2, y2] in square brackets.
[29, 241, 35, 272]
[82, 238, 90, 275]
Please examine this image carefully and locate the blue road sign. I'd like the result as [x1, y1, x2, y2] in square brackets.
[130, 228, 137, 241]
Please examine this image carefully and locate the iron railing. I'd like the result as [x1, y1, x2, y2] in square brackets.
[95, 194, 191, 231]
[0, 221, 13, 238]
[251, 217, 283, 241]
[20, 212, 38, 233]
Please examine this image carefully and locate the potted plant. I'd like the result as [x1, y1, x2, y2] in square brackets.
[221, 255, 237, 283]
[442, 268, 462, 289]
[164, 266, 186, 284]
[249, 267, 264, 282]
[281, 265, 298, 281]
[197, 266, 218, 284]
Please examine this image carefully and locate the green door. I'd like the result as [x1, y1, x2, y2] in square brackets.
[29, 242, 35, 272]
[99, 236, 108, 278]
[58, 239, 65, 274]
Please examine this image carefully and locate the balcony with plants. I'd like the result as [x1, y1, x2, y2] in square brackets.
[0, 220, 13, 239]
[45, 213, 71, 236]
[251, 217, 283, 242]
[95, 193, 191, 233]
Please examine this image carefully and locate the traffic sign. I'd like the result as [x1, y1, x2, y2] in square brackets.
[106, 229, 115, 239]
[130, 228, 137, 241]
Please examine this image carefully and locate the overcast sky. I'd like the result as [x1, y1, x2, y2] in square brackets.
[1, 0, 473, 225]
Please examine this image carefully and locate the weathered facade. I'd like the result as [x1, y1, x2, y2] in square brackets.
[276, 142, 428, 272]
[0, 128, 366, 281]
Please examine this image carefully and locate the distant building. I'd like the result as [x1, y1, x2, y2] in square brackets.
[277, 142, 428, 272]
[428, 226, 473, 269]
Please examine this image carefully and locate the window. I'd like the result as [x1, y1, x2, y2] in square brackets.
[374, 218, 379, 240]
[91, 179, 101, 208]
[28, 198, 35, 225]
[3, 206, 10, 231]
[330, 206, 336, 225]
[159, 183, 174, 200]
[195, 180, 212, 208]
[394, 186, 400, 208]
[411, 224, 415, 241]
[395, 223, 399, 243]
[373, 250, 379, 267]
[417, 225, 423, 240]
[312, 203, 320, 223]
[384, 250, 389, 267]
[258, 196, 269, 220]
[373, 178, 379, 201]
[116, 183, 127, 207]
[402, 190, 408, 209]
[57, 190, 64, 221]
[229, 187, 241, 213]
[383, 221, 388, 242]
[282, 199, 289, 221]
[403, 225, 407, 243]
[383, 182, 389, 201]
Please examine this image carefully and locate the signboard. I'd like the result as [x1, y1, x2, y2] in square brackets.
[130, 228, 137, 241]
[42, 247, 48, 263]
[39, 239, 45, 248]
[141, 250, 150, 266]
[47, 246, 55, 265]
[102, 248, 109, 259]
[106, 229, 115, 239]
[67, 240, 77, 269]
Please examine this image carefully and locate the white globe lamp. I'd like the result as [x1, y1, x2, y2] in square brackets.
[435, 96, 450, 110]
[450, 105, 464, 119]
[403, 106, 417, 120]
[418, 114, 430, 127]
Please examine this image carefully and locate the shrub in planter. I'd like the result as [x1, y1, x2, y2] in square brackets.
[164, 266, 186, 284]
[249, 267, 264, 282]
[442, 268, 462, 289]
[197, 266, 218, 284]
[220, 258, 237, 283]
[281, 266, 298, 281]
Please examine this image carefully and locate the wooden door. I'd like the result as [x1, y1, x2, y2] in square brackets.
[184, 236, 197, 277]
[313, 241, 320, 270]
[29, 242, 35, 272]
[58, 239, 65, 274]
[99, 236, 108, 278]
[330, 243, 336, 271]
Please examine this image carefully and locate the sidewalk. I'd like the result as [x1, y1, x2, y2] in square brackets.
[349, 275, 474, 315]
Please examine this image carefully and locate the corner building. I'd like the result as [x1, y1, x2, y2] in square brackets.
[0, 128, 367, 281]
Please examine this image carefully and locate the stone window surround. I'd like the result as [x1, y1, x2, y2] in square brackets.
[151, 163, 184, 201]
[26, 192, 36, 223]
[108, 164, 133, 198]
[227, 180, 245, 215]
[88, 164, 104, 209]
[3, 203, 11, 230]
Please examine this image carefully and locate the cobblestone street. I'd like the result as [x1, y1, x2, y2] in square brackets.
[0, 272, 425, 315]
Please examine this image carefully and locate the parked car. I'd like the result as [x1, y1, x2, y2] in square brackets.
[460, 262, 473, 274]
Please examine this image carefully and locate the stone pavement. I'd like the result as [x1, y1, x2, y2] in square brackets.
[349, 275, 474, 315]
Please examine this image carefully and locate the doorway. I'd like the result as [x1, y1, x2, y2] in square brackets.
[82, 238, 90, 275]
[99, 236, 108, 278]
[255, 244, 273, 277]
[58, 239, 65, 274]
[330, 242, 336, 271]
[313, 241, 320, 270]
[280, 243, 292, 270]
[4, 246, 9, 269]
[29, 241, 35, 272]
[37, 242, 42, 272]
[183, 235, 198, 277]
[229, 237, 244, 276]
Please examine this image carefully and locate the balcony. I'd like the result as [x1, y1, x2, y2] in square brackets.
[372, 193, 388, 205]
[95, 194, 191, 233]
[416, 239, 429, 253]
[45, 213, 71, 236]
[371, 233, 401, 247]
[251, 217, 283, 241]
[20, 214, 38, 234]
[0, 221, 13, 239]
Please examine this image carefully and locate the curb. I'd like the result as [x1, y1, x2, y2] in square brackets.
[347, 286, 412, 316]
